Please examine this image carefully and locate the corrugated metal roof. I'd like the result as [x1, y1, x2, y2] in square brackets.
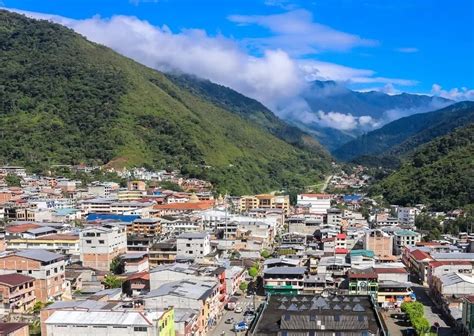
[15, 249, 64, 262]
[45, 310, 152, 326]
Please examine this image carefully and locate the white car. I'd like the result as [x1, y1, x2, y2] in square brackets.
[235, 306, 243, 313]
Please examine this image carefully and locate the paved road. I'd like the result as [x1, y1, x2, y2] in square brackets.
[411, 286, 453, 336]
[210, 295, 262, 336]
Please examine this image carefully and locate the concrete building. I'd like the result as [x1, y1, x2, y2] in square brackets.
[296, 194, 333, 214]
[121, 252, 149, 274]
[0, 274, 36, 314]
[44, 307, 174, 336]
[6, 234, 80, 256]
[263, 267, 306, 295]
[393, 230, 422, 255]
[176, 233, 211, 260]
[398, 207, 419, 226]
[149, 240, 177, 267]
[0, 250, 65, 301]
[127, 218, 161, 236]
[80, 224, 127, 271]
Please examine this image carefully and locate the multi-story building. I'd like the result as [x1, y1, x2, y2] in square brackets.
[127, 218, 161, 236]
[238, 194, 290, 213]
[363, 230, 394, 260]
[6, 234, 80, 256]
[296, 194, 333, 214]
[326, 208, 342, 225]
[176, 233, 211, 260]
[149, 239, 177, 267]
[398, 207, 420, 226]
[0, 250, 65, 301]
[0, 274, 36, 314]
[393, 230, 422, 255]
[263, 267, 306, 295]
[80, 224, 127, 271]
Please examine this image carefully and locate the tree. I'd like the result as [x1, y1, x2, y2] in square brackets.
[248, 267, 258, 278]
[239, 282, 248, 292]
[103, 274, 123, 289]
[260, 249, 271, 259]
[5, 174, 21, 187]
[110, 256, 125, 275]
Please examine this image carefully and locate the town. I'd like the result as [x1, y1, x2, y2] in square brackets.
[0, 164, 471, 336]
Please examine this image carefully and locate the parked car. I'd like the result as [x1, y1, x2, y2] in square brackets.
[225, 318, 235, 324]
[235, 306, 243, 313]
[243, 310, 255, 317]
[233, 322, 249, 332]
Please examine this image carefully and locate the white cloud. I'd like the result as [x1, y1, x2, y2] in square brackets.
[395, 47, 419, 53]
[228, 10, 377, 55]
[316, 111, 380, 131]
[431, 84, 474, 101]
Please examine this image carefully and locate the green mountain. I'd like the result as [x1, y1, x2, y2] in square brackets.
[372, 124, 474, 211]
[333, 102, 474, 161]
[0, 10, 331, 194]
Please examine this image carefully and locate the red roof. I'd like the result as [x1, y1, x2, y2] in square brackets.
[0, 273, 35, 287]
[375, 268, 408, 274]
[335, 248, 348, 254]
[429, 260, 472, 268]
[6, 223, 41, 233]
[336, 233, 347, 240]
[126, 271, 150, 281]
[411, 249, 432, 261]
[154, 200, 214, 211]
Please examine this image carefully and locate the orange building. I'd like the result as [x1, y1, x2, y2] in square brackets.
[0, 274, 36, 313]
[0, 250, 65, 302]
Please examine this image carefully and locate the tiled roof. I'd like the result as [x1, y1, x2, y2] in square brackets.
[6, 223, 41, 233]
[153, 200, 214, 210]
[0, 323, 28, 335]
[411, 249, 432, 261]
[429, 260, 472, 268]
[374, 268, 408, 274]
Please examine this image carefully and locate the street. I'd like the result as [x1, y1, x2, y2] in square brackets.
[210, 295, 262, 336]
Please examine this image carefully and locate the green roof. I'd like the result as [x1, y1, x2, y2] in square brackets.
[395, 230, 419, 236]
[350, 249, 375, 258]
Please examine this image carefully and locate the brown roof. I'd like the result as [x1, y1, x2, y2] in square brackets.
[429, 260, 472, 268]
[374, 268, 408, 274]
[0, 273, 35, 287]
[6, 223, 41, 233]
[411, 249, 432, 261]
[153, 200, 214, 211]
[0, 323, 28, 335]
[36, 234, 79, 241]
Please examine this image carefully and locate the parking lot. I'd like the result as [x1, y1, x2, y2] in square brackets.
[210, 295, 263, 336]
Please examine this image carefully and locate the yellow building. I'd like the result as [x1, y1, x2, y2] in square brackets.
[239, 194, 290, 213]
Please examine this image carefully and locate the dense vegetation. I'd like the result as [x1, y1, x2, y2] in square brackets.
[0, 11, 331, 195]
[371, 124, 474, 211]
[334, 102, 474, 161]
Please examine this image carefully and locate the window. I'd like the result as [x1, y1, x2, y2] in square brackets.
[99, 240, 104, 244]
[46, 270, 50, 276]
[86, 240, 92, 244]
[134, 327, 147, 332]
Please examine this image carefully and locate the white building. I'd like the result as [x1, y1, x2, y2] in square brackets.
[393, 230, 422, 254]
[176, 232, 211, 259]
[398, 207, 420, 226]
[296, 194, 333, 214]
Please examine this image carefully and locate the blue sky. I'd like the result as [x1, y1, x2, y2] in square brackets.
[3, 0, 474, 102]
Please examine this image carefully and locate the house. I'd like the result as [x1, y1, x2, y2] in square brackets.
[0, 323, 29, 336]
[176, 233, 211, 260]
[80, 224, 127, 271]
[0, 274, 36, 314]
[263, 267, 306, 295]
[402, 248, 433, 285]
[121, 252, 149, 274]
[149, 239, 177, 266]
[398, 207, 420, 226]
[144, 280, 219, 336]
[0, 250, 65, 301]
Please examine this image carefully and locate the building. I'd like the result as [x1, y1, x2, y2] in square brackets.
[250, 294, 387, 336]
[80, 224, 127, 271]
[121, 252, 149, 273]
[296, 194, 333, 214]
[238, 194, 290, 213]
[398, 207, 419, 226]
[127, 180, 146, 191]
[176, 233, 211, 260]
[363, 230, 394, 260]
[144, 280, 219, 336]
[462, 296, 474, 336]
[149, 239, 177, 266]
[263, 267, 306, 295]
[0, 323, 29, 336]
[44, 307, 174, 336]
[0, 274, 36, 314]
[0, 250, 65, 301]
[6, 234, 80, 255]
[127, 218, 161, 236]
[393, 230, 421, 255]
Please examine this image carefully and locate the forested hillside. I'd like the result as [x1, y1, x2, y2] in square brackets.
[371, 124, 474, 211]
[0, 10, 331, 194]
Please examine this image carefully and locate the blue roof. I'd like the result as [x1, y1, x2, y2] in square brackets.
[86, 213, 139, 223]
[343, 194, 362, 202]
[350, 249, 375, 258]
